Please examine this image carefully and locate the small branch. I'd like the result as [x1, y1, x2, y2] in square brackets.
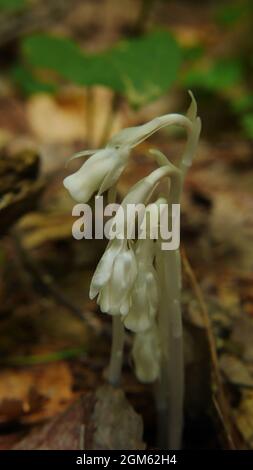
[182, 249, 236, 450]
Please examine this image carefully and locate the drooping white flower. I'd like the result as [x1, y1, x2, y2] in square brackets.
[89, 238, 137, 316]
[132, 325, 161, 383]
[124, 198, 169, 333]
[63, 92, 199, 203]
[123, 240, 158, 334]
[88, 172, 165, 319]
[124, 255, 159, 333]
[63, 147, 130, 203]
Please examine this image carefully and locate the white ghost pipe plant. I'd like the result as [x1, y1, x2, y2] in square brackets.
[63, 92, 201, 449]
[63, 94, 197, 203]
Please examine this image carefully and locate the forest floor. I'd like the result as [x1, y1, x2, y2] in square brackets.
[0, 0, 252, 450]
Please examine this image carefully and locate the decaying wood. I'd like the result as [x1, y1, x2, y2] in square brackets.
[0, 149, 43, 235]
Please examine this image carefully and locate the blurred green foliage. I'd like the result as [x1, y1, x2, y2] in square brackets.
[215, 1, 250, 27]
[183, 59, 243, 91]
[8, 0, 253, 138]
[106, 32, 181, 107]
[12, 65, 57, 95]
[183, 0, 253, 139]
[16, 31, 181, 108]
[0, 0, 26, 12]
[241, 113, 253, 138]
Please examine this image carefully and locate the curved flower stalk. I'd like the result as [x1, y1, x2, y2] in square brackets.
[179, 92, 201, 179]
[63, 91, 199, 204]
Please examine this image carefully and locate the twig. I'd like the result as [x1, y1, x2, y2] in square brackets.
[182, 248, 236, 450]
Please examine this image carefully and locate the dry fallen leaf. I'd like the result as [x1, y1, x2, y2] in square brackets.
[0, 362, 74, 425]
[92, 385, 146, 450]
[17, 212, 73, 249]
[220, 354, 253, 388]
[0, 149, 44, 235]
[234, 391, 253, 448]
[231, 316, 253, 363]
[13, 385, 145, 450]
[13, 394, 95, 450]
[26, 91, 87, 144]
[26, 86, 124, 147]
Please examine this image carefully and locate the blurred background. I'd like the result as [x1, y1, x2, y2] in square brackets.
[0, 0, 252, 450]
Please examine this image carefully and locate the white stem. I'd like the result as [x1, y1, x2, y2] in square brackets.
[154, 161, 184, 449]
[165, 249, 184, 449]
[108, 315, 125, 387]
[107, 187, 125, 387]
[156, 258, 170, 448]
[156, 244, 183, 449]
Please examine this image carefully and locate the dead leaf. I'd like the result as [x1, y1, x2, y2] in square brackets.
[26, 86, 124, 147]
[92, 384, 145, 450]
[13, 393, 95, 450]
[231, 316, 253, 363]
[26, 91, 87, 144]
[220, 354, 253, 388]
[0, 148, 43, 235]
[17, 212, 73, 249]
[0, 362, 74, 425]
[13, 384, 145, 450]
[234, 391, 253, 448]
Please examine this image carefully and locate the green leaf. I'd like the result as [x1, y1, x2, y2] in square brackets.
[215, 2, 248, 27]
[0, 0, 26, 11]
[241, 113, 253, 138]
[12, 65, 57, 95]
[231, 94, 253, 113]
[21, 31, 181, 107]
[182, 44, 204, 62]
[22, 34, 87, 84]
[184, 59, 243, 91]
[108, 31, 182, 107]
[21, 34, 123, 91]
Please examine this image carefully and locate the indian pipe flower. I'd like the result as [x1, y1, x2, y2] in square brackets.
[123, 241, 158, 333]
[89, 171, 172, 318]
[89, 238, 137, 316]
[63, 147, 130, 203]
[63, 94, 197, 203]
[123, 201, 163, 333]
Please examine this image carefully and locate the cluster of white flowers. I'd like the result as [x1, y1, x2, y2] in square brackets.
[89, 199, 163, 382]
[63, 93, 201, 383]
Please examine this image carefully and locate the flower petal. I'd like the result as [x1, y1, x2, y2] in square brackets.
[63, 148, 118, 202]
[89, 239, 123, 299]
[132, 327, 161, 383]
